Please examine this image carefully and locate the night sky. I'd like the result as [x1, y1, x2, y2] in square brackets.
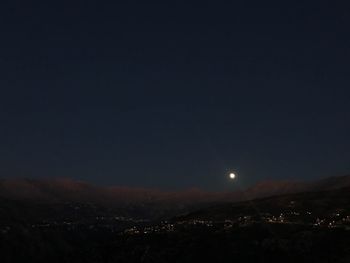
[1, 1, 350, 190]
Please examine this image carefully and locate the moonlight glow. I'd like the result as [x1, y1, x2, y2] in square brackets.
[229, 173, 236, 179]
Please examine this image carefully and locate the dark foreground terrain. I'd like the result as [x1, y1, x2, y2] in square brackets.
[2, 177, 350, 262]
[1, 223, 350, 263]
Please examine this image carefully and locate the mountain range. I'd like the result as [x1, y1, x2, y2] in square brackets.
[1, 174, 350, 206]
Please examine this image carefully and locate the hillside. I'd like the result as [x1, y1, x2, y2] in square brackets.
[1, 175, 350, 205]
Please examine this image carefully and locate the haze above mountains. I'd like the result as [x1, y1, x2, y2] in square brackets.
[1, 175, 350, 206]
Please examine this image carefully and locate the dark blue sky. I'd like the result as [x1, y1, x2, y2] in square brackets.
[0, 0, 350, 190]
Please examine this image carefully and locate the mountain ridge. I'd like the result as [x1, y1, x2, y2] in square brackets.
[0, 174, 349, 205]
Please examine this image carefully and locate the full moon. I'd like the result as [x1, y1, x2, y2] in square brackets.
[229, 173, 236, 179]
